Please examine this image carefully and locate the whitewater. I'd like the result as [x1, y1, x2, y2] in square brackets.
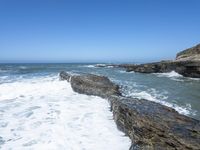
[0, 75, 130, 150]
[0, 63, 200, 149]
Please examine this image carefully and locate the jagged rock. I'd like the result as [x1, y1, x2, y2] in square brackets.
[60, 71, 200, 150]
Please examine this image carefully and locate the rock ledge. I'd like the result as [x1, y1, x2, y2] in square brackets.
[60, 71, 200, 150]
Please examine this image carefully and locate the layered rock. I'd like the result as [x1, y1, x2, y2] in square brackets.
[123, 60, 200, 78]
[60, 71, 200, 150]
[176, 44, 200, 61]
[98, 43, 200, 78]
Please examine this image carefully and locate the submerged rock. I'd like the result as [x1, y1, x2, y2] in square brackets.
[60, 71, 200, 150]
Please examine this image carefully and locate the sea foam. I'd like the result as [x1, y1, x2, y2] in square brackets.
[0, 75, 130, 150]
[152, 71, 185, 82]
[125, 89, 196, 116]
[154, 71, 200, 81]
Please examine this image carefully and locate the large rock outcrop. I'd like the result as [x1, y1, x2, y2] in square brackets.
[60, 71, 200, 150]
[123, 60, 200, 78]
[176, 44, 200, 61]
[99, 43, 200, 78]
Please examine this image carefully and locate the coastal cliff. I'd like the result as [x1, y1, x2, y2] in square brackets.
[60, 71, 200, 150]
[124, 60, 200, 78]
[97, 43, 200, 78]
[176, 44, 200, 61]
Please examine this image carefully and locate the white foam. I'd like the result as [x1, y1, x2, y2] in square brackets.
[106, 66, 113, 68]
[84, 65, 95, 68]
[126, 89, 196, 116]
[0, 75, 130, 150]
[83, 64, 112, 68]
[119, 70, 134, 73]
[188, 77, 200, 81]
[95, 64, 106, 67]
[84, 64, 108, 68]
[154, 71, 183, 78]
[0, 76, 9, 80]
[154, 71, 200, 81]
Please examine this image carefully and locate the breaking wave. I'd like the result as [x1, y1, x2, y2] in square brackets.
[154, 71, 200, 82]
[122, 87, 196, 116]
[83, 64, 113, 68]
[83, 65, 96, 68]
[153, 71, 184, 81]
[154, 71, 182, 78]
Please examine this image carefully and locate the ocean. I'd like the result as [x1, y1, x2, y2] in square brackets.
[0, 63, 200, 149]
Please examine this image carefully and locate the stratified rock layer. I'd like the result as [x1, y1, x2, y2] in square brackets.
[123, 61, 200, 78]
[95, 43, 200, 78]
[60, 71, 200, 150]
[176, 44, 200, 61]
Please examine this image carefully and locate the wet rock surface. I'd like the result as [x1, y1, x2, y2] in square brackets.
[60, 71, 200, 150]
[60, 71, 121, 98]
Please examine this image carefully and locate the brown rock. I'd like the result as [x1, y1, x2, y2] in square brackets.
[60, 71, 200, 149]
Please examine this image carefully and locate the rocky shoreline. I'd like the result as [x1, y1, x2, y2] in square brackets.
[60, 71, 200, 150]
[122, 60, 200, 78]
[96, 44, 200, 78]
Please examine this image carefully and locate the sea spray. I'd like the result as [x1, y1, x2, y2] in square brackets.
[0, 75, 130, 150]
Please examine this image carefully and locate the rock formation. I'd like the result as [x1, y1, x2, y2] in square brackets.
[176, 44, 200, 61]
[98, 43, 200, 78]
[123, 60, 200, 78]
[60, 71, 200, 150]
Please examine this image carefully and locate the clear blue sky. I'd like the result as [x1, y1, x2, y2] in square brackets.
[0, 0, 200, 63]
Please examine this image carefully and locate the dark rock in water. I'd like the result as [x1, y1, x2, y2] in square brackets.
[123, 60, 200, 78]
[59, 71, 71, 81]
[70, 75, 121, 98]
[60, 71, 200, 150]
[125, 61, 174, 73]
[60, 71, 121, 98]
[110, 95, 200, 149]
[175, 61, 200, 78]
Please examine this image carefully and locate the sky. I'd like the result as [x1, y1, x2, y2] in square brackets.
[0, 0, 200, 63]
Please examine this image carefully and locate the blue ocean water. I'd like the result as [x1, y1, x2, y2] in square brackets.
[0, 63, 200, 149]
[0, 63, 200, 119]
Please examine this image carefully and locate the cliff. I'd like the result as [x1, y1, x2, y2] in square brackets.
[176, 44, 200, 61]
[99, 43, 200, 78]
